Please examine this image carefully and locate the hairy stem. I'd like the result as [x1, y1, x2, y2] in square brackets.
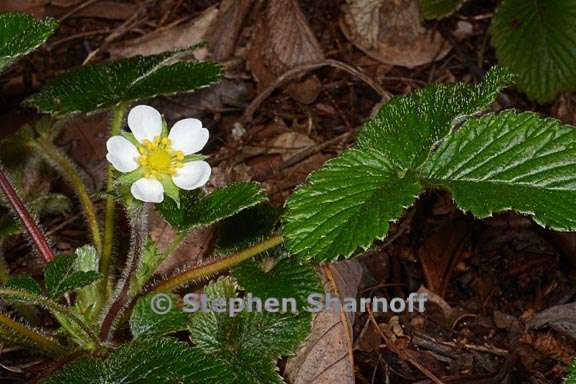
[0, 312, 66, 355]
[153, 235, 284, 292]
[99, 204, 147, 342]
[0, 167, 55, 262]
[0, 288, 101, 350]
[31, 139, 102, 253]
[101, 102, 128, 276]
[0, 239, 9, 284]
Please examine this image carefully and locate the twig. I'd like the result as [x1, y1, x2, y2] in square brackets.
[58, 0, 100, 22]
[366, 305, 446, 384]
[242, 59, 391, 122]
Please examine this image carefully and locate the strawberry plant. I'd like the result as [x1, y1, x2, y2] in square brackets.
[2, 8, 576, 384]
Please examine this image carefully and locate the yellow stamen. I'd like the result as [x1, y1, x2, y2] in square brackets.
[137, 135, 185, 179]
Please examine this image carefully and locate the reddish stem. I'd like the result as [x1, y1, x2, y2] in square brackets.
[0, 168, 55, 262]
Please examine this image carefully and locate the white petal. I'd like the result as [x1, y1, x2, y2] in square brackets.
[127, 105, 163, 143]
[172, 161, 211, 190]
[105, 136, 139, 172]
[130, 178, 165, 203]
[168, 118, 209, 155]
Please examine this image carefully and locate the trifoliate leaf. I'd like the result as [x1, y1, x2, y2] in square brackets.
[284, 68, 514, 262]
[130, 293, 189, 338]
[190, 278, 310, 383]
[233, 256, 322, 310]
[357, 66, 515, 170]
[6, 275, 42, 294]
[216, 204, 280, 254]
[284, 148, 421, 262]
[0, 12, 57, 72]
[44, 254, 102, 299]
[158, 182, 267, 231]
[491, 0, 576, 103]
[419, 0, 463, 19]
[42, 338, 233, 384]
[25, 51, 222, 116]
[420, 110, 576, 230]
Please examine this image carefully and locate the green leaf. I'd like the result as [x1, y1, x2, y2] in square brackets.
[72, 245, 100, 319]
[6, 275, 42, 295]
[419, 0, 463, 19]
[131, 237, 162, 294]
[42, 338, 233, 384]
[216, 204, 280, 254]
[233, 256, 322, 310]
[420, 110, 576, 231]
[25, 50, 222, 116]
[0, 12, 57, 72]
[191, 278, 311, 357]
[284, 148, 421, 262]
[44, 254, 102, 299]
[357, 67, 515, 170]
[158, 182, 267, 231]
[130, 293, 189, 338]
[284, 68, 515, 262]
[190, 277, 310, 383]
[491, 0, 576, 103]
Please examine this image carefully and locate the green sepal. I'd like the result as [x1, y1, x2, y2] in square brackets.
[121, 131, 141, 148]
[116, 169, 144, 186]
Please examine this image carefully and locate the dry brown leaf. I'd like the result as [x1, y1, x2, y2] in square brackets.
[417, 218, 471, 296]
[284, 260, 362, 384]
[148, 210, 215, 277]
[0, 0, 49, 17]
[108, 6, 219, 59]
[247, 0, 324, 89]
[341, 0, 457, 67]
[207, 0, 253, 60]
[528, 302, 576, 340]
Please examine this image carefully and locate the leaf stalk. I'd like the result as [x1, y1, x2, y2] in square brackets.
[101, 103, 128, 274]
[0, 312, 66, 355]
[153, 234, 284, 292]
[0, 167, 55, 262]
[30, 139, 102, 253]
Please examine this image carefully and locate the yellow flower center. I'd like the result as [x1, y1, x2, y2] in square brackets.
[137, 136, 184, 178]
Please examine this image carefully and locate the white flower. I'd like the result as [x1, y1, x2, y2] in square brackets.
[106, 105, 211, 203]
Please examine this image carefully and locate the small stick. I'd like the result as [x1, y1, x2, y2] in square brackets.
[242, 59, 391, 122]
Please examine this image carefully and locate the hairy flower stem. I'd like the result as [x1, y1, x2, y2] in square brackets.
[0, 313, 66, 355]
[101, 103, 128, 276]
[99, 204, 148, 342]
[0, 167, 55, 262]
[153, 234, 284, 292]
[31, 139, 102, 253]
